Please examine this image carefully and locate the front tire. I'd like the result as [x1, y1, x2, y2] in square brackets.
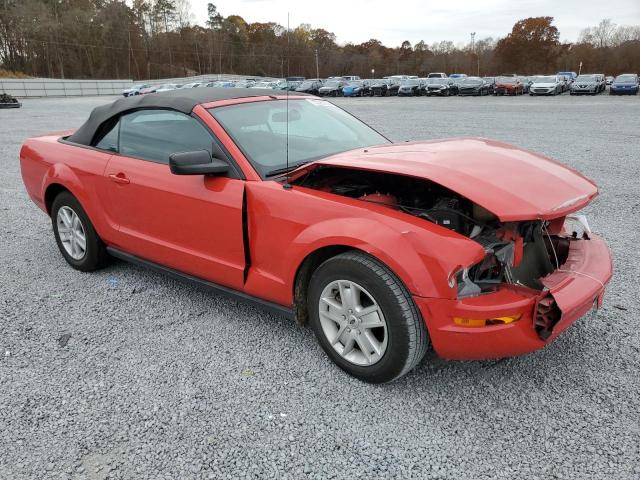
[308, 251, 429, 383]
[51, 191, 109, 272]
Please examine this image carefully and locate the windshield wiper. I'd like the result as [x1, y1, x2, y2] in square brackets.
[264, 161, 310, 178]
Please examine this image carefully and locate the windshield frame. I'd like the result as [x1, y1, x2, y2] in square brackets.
[208, 98, 390, 179]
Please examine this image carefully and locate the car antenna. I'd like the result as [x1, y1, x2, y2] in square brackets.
[283, 12, 292, 190]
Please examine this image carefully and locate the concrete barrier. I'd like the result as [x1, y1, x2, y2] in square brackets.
[1, 74, 280, 97]
[0, 78, 133, 97]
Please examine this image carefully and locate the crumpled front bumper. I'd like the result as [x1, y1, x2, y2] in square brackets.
[414, 234, 613, 360]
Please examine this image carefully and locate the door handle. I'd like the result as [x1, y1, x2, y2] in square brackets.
[108, 172, 130, 185]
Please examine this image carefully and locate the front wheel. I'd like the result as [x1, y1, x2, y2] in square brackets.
[51, 191, 110, 271]
[308, 251, 429, 383]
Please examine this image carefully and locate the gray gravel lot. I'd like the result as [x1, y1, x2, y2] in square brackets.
[1, 94, 639, 479]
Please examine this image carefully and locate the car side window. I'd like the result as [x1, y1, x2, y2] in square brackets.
[94, 120, 120, 152]
[118, 110, 214, 164]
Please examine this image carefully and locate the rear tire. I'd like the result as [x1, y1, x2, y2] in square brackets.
[308, 251, 429, 383]
[51, 191, 109, 272]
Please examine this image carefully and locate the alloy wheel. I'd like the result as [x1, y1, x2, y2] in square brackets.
[56, 206, 87, 260]
[318, 279, 388, 366]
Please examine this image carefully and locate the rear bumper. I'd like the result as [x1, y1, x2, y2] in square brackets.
[414, 234, 613, 360]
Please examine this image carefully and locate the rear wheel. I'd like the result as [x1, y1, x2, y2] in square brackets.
[308, 251, 429, 383]
[51, 191, 109, 271]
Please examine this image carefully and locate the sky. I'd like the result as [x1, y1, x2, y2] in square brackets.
[189, 0, 640, 47]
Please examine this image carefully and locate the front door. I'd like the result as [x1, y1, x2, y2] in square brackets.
[102, 109, 246, 290]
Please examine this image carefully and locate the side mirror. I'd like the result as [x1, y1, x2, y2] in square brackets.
[169, 150, 228, 176]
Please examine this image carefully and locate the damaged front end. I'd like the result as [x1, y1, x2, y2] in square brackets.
[293, 166, 612, 353]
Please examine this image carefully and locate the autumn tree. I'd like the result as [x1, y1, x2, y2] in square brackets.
[495, 17, 560, 73]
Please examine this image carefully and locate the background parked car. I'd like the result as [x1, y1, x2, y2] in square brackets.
[570, 74, 601, 95]
[519, 76, 533, 93]
[556, 74, 570, 92]
[122, 84, 151, 97]
[295, 79, 323, 95]
[342, 75, 361, 81]
[155, 83, 181, 93]
[609, 74, 639, 95]
[234, 79, 256, 88]
[595, 74, 606, 92]
[494, 76, 524, 95]
[605, 75, 614, 85]
[342, 80, 371, 97]
[482, 77, 496, 94]
[318, 79, 347, 96]
[250, 81, 278, 89]
[424, 78, 457, 96]
[557, 71, 577, 83]
[181, 82, 202, 89]
[428, 72, 447, 78]
[397, 78, 425, 96]
[138, 85, 159, 95]
[205, 80, 235, 88]
[457, 77, 491, 96]
[529, 75, 563, 95]
[370, 78, 400, 96]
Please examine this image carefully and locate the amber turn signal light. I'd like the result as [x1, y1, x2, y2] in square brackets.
[453, 314, 521, 328]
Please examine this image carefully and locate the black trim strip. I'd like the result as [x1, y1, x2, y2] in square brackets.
[241, 186, 251, 283]
[106, 247, 294, 320]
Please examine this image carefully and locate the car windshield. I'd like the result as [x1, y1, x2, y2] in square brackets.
[531, 76, 556, 83]
[298, 81, 315, 88]
[400, 79, 419, 86]
[324, 80, 341, 87]
[576, 75, 596, 82]
[461, 77, 482, 85]
[427, 78, 446, 84]
[482, 78, 494, 83]
[497, 77, 516, 84]
[210, 99, 389, 178]
[348, 80, 363, 86]
[615, 75, 636, 83]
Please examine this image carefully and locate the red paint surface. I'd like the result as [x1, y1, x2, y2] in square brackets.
[19, 95, 613, 361]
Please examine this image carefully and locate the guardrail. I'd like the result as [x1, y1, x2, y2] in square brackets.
[0, 78, 133, 97]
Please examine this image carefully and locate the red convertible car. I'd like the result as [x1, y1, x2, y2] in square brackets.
[20, 89, 612, 383]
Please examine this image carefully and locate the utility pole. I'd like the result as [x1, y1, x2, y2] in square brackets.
[470, 32, 477, 76]
[315, 49, 319, 79]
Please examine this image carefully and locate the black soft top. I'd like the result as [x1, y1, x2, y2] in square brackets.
[68, 87, 305, 145]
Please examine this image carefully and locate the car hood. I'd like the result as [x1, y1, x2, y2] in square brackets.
[293, 138, 598, 222]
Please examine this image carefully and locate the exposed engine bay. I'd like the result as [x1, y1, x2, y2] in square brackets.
[294, 167, 583, 297]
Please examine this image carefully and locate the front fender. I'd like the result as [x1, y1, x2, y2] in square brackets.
[286, 215, 484, 299]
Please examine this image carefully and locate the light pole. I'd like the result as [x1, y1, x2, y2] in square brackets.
[470, 32, 477, 76]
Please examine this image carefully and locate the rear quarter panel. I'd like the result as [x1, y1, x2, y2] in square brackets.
[20, 135, 116, 243]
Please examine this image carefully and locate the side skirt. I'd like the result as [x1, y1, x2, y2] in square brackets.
[106, 247, 295, 320]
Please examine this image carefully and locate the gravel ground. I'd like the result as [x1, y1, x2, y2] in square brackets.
[1, 93, 639, 479]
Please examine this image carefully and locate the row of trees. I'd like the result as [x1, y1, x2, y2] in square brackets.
[1, 1, 639, 80]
